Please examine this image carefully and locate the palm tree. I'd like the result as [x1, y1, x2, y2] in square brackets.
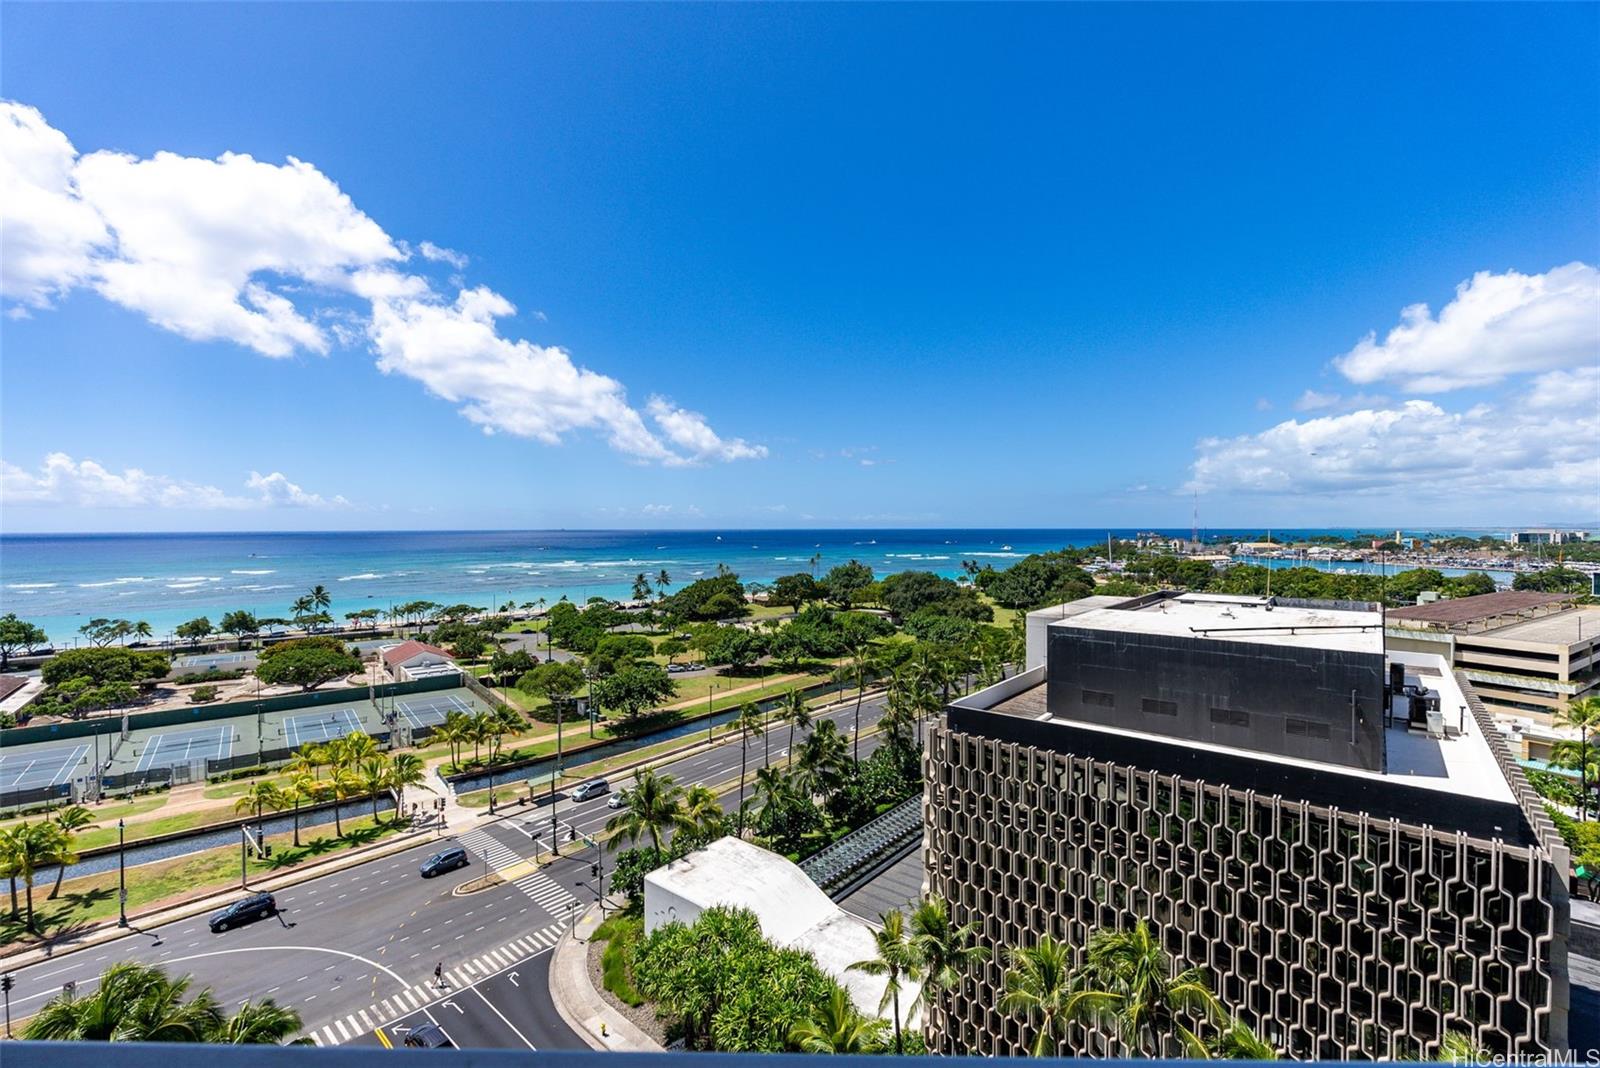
[134, 620, 154, 644]
[605, 767, 689, 855]
[1553, 696, 1600, 820]
[387, 752, 426, 813]
[308, 585, 332, 624]
[355, 757, 390, 823]
[834, 645, 876, 761]
[48, 805, 95, 898]
[326, 766, 360, 837]
[284, 775, 319, 847]
[747, 764, 793, 830]
[0, 824, 22, 917]
[682, 784, 725, 842]
[656, 569, 671, 603]
[288, 743, 327, 782]
[909, 893, 990, 1038]
[333, 731, 378, 768]
[212, 998, 306, 1044]
[796, 719, 850, 801]
[789, 988, 887, 1053]
[437, 711, 469, 767]
[1000, 934, 1076, 1057]
[734, 702, 764, 835]
[2, 821, 62, 932]
[23, 962, 303, 1044]
[290, 595, 314, 629]
[1210, 1015, 1278, 1059]
[848, 908, 923, 1054]
[1066, 920, 1221, 1056]
[780, 688, 812, 768]
[24, 963, 220, 1041]
[233, 782, 284, 841]
[468, 711, 494, 764]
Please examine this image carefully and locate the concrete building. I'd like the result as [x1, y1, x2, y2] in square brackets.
[1388, 592, 1600, 761]
[926, 591, 1570, 1059]
[644, 836, 919, 1028]
[379, 640, 459, 682]
[1510, 530, 1590, 546]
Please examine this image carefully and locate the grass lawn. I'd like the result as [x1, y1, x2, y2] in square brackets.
[0, 811, 408, 947]
[592, 913, 645, 1006]
[0, 793, 171, 833]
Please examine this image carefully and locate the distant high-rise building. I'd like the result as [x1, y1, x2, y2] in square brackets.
[925, 592, 1570, 1059]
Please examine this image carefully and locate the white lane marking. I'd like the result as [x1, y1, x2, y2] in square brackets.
[470, 984, 537, 1049]
[334, 1019, 350, 1040]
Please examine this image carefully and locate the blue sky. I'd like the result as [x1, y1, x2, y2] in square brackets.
[2, 3, 1596, 533]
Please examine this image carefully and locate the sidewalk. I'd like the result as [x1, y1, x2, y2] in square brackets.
[549, 903, 661, 1052]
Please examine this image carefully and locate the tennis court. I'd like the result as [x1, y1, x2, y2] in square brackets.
[133, 724, 234, 773]
[396, 692, 478, 730]
[0, 742, 91, 790]
[177, 652, 252, 668]
[283, 708, 367, 748]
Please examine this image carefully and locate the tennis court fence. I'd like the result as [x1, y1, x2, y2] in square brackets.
[0, 782, 73, 812]
[200, 730, 394, 778]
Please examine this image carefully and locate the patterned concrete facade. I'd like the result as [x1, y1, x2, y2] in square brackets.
[923, 671, 1570, 1059]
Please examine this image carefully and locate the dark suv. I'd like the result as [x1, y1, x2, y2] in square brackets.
[209, 892, 276, 932]
[402, 1023, 454, 1048]
[420, 846, 469, 878]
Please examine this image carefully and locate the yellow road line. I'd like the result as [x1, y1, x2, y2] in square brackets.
[376, 1027, 393, 1049]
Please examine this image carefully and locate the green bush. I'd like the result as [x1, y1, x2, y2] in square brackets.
[188, 684, 220, 704]
[1529, 769, 1584, 808]
[594, 914, 645, 1006]
[1544, 803, 1600, 874]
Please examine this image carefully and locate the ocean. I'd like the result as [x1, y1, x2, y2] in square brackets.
[0, 527, 1482, 644]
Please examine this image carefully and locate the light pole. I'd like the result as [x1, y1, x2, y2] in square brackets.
[117, 819, 128, 927]
[707, 684, 717, 744]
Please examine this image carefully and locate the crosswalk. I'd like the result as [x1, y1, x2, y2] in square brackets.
[306, 920, 567, 1046]
[457, 828, 578, 914]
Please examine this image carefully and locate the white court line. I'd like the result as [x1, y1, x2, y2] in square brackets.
[50, 744, 90, 786]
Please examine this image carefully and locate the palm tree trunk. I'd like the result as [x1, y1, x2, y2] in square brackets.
[293, 798, 301, 847]
[8, 873, 18, 917]
[24, 876, 36, 932]
[892, 987, 902, 1055]
[51, 854, 67, 898]
[738, 735, 748, 836]
[333, 800, 343, 837]
[853, 688, 863, 762]
[788, 722, 796, 767]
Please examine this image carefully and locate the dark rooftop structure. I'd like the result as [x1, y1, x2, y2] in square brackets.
[1387, 590, 1575, 629]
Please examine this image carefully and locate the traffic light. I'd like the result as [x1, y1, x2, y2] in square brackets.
[567, 827, 576, 843]
[2, 973, 13, 992]
[590, 863, 600, 877]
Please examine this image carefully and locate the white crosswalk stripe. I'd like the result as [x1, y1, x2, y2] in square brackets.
[298, 919, 569, 1045]
[457, 828, 580, 913]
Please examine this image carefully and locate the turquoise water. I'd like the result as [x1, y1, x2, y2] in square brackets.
[1, 527, 1487, 644]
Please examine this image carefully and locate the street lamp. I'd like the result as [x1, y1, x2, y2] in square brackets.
[117, 819, 128, 927]
[707, 684, 717, 743]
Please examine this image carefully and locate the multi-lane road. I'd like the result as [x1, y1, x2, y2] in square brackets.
[3, 689, 893, 1050]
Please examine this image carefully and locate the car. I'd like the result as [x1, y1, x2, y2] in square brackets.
[420, 846, 469, 878]
[571, 778, 610, 802]
[209, 892, 276, 932]
[402, 1023, 455, 1049]
[606, 790, 629, 809]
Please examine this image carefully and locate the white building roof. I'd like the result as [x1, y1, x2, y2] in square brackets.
[644, 836, 918, 1026]
[1056, 592, 1384, 655]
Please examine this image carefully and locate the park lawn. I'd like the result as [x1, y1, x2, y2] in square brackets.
[980, 596, 1021, 632]
[0, 793, 171, 834]
[0, 811, 407, 947]
[70, 805, 256, 851]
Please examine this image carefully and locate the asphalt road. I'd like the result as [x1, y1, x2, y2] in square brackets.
[3, 687, 897, 1049]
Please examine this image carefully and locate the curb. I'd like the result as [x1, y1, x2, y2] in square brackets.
[549, 903, 662, 1052]
[1, 825, 433, 970]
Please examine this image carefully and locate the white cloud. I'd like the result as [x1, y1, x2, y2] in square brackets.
[417, 241, 467, 269]
[1332, 263, 1600, 392]
[1187, 376, 1598, 511]
[1294, 389, 1340, 411]
[645, 397, 768, 464]
[0, 102, 110, 308]
[1, 453, 350, 510]
[0, 100, 763, 465]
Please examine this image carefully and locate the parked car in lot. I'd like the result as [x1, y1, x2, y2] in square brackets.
[571, 778, 610, 802]
[402, 1023, 455, 1048]
[209, 892, 276, 932]
[606, 789, 629, 810]
[420, 845, 469, 878]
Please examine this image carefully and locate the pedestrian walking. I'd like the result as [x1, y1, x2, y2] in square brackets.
[434, 962, 444, 989]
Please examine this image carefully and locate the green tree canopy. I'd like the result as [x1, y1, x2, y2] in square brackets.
[0, 613, 48, 669]
[590, 662, 676, 721]
[254, 642, 361, 692]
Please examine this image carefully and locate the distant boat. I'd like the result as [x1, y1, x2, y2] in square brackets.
[1001, 544, 1013, 551]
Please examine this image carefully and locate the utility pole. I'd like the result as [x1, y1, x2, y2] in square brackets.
[117, 819, 128, 927]
[549, 699, 564, 856]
